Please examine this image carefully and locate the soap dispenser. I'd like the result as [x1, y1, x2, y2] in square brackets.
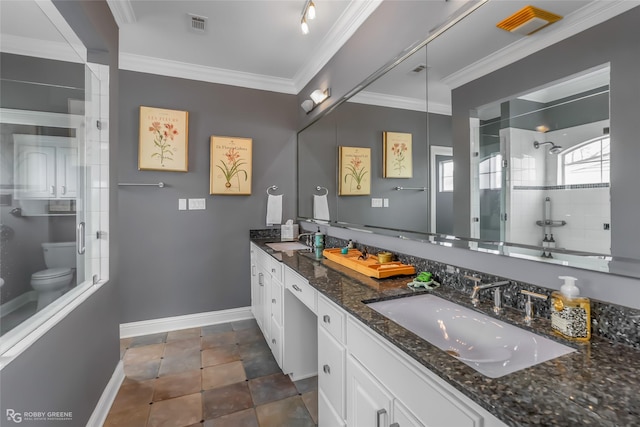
[550, 276, 591, 342]
[314, 228, 324, 259]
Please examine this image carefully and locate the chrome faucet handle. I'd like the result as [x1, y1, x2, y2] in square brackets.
[465, 276, 483, 306]
[493, 288, 503, 315]
[520, 290, 548, 325]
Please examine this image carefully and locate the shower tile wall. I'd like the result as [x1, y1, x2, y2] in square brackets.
[547, 187, 610, 254]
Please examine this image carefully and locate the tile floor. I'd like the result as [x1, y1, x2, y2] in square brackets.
[105, 319, 318, 427]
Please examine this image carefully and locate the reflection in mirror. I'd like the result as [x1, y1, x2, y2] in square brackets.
[297, 2, 640, 278]
[470, 65, 610, 262]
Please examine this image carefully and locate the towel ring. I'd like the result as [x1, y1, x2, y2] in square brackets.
[316, 186, 328, 196]
[266, 185, 279, 195]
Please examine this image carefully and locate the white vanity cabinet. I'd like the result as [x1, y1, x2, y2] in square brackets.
[252, 244, 284, 368]
[251, 244, 316, 377]
[249, 244, 508, 427]
[346, 317, 507, 427]
[14, 135, 77, 199]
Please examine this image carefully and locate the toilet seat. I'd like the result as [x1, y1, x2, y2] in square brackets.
[32, 267, 72, 280]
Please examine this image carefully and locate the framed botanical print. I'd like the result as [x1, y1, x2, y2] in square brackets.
[383, 131, 412, 178]
[139, 106, 189, 171]
[339, 146, 371, 196]
[210, 135, 253, 195]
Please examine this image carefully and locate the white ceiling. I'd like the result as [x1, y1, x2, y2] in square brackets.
[110, 0, 382, 94]
[1, 0, 638, 111]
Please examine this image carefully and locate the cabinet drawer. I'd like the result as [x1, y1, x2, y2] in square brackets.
[318, 327, 345, 418]
[284, 268, 317, 313]
[266, 256, 283, 282]
[318, 294, 345, 344]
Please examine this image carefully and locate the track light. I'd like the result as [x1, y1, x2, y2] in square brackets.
[300, 0, 316, 34]
[301, 88, 331, 113]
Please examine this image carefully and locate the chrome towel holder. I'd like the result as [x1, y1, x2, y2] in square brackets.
[316, 186, 328, 196]
[266, 185, 280, 195]
[118, 182, 165, 188]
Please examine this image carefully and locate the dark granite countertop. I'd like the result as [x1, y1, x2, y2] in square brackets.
[252, 239, 640, 427]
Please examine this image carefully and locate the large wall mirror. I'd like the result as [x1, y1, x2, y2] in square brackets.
[297, 1, 640, 278]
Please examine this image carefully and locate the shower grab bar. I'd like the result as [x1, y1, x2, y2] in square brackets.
[394, 186, 427, 191]
[118, 182, 165, 188]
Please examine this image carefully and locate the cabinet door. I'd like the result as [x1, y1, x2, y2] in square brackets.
[250, 246, 259, 319]
[56, 146, 78, 198]
[15, 144, 56, 199]
[254, 265, 267, 334]
[392, 399, 425, 427]
[347, 355, 392, 427]
[318, 326, 345, 418]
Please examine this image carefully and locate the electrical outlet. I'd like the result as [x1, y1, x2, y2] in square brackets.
[371, 198, 383, 208]
[178, 199, 187, 210]
[446, 265, 458, 274]
[188, 198, 206, 210]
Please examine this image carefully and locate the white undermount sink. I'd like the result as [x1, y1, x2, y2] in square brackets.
[367, 294, 575, 378]
[265, 241, 310, 252]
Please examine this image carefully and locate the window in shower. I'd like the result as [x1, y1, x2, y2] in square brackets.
[561, 136, 610, 185]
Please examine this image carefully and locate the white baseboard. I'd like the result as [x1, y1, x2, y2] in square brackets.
[0, 291, 37, 317]
[87, 360, 124, 427]
[119, 306, 254, 338]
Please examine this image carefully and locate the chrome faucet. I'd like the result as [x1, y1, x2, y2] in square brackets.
[297, 233, 315, 250]
[465, 276, 510, 314]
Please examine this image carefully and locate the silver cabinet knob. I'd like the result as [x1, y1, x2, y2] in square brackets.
[323, 314, 331, 324]
[292, 284, 302, 292]
[323, 364, 330, 374]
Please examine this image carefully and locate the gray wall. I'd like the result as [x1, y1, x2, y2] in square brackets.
[0, 2, 121, 426]
[118, 71, 297, 323]
[452, 8, 640, 265]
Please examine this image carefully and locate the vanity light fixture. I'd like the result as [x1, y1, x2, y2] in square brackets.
[301, 88, 331, 113]
[496, 5, 562, 36]
[300, 0, 316, 34]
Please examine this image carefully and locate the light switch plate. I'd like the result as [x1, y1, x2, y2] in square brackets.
[383, 198, 389, 207]
[188, 198, 206, 210]
[178, 199, 187, 210]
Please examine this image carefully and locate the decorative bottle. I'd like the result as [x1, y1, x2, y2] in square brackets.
[550, 276, 591, 342]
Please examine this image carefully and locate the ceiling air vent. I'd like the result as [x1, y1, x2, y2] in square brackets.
[188, 14, 207, 33]
[411, 64, 427, 73]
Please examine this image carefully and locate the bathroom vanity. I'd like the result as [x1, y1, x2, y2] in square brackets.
[250, 237, 640, 427]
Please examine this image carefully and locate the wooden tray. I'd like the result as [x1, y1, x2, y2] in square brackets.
[322, 248, 415, 279]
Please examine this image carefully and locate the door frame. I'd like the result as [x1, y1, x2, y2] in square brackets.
[429, 145, 453, 233]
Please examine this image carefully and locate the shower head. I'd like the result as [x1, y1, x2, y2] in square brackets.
[533, 140, 563, 154]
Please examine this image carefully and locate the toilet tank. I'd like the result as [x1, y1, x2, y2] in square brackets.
[42, 242, 76, 268]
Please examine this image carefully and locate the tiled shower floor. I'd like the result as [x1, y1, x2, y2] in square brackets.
[105, 319, 318, 426]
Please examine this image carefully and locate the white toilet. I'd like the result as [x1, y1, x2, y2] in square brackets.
[31, 242, 76, 311]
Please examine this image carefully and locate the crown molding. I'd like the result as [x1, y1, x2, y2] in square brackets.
[119, 53, 298, 94]
[292, 0, 383, 92]
[442, 0, 638, 89]
[106, 0, 136, 27]
[348, 91, 451, 116]
[0, 34, 84, 63]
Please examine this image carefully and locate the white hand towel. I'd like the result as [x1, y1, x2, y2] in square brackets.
[313, 194, 330, 221]
[266, 194, 283, 226]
